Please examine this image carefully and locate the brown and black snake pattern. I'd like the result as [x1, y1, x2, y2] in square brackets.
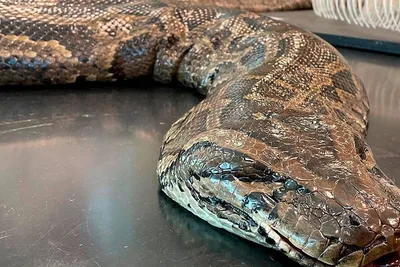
[0, 1, 399, 266]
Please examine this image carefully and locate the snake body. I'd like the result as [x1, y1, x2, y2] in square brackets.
[0, 1, 399, 266]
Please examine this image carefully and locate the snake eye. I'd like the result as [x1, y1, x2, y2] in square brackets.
[207, 67, 219, 84]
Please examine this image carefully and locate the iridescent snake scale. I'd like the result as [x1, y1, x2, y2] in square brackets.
[0, 1, 399, 266]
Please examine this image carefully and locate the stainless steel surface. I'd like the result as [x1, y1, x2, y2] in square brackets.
[0, 48, 399, 267]
[267, 11, 400, 55]
[268, 11, 400, 44]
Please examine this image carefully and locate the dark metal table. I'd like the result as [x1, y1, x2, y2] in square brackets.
[0, 46, 399, 267]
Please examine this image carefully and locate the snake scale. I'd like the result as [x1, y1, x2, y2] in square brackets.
[0, 0, 399, 266]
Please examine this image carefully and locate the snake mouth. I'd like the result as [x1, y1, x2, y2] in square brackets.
[360, 232, 400, 266]
[366, 251, 400, 267]
[252, 216, 400, 267]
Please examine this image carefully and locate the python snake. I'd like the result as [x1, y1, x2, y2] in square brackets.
[0, 0, 399, 266]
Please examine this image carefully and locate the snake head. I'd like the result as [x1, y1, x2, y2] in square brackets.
[158, 125, 400, 267]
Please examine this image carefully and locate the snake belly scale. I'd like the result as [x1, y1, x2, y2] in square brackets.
[0, 1, 399, 266]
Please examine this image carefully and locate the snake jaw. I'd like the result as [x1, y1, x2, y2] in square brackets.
[158, 137, 400, 267]
[360, 234, 400, 267]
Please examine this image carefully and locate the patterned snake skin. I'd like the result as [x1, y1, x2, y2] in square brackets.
[0, 0, 399, 266]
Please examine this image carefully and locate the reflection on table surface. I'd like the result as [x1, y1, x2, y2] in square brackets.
[0, 48, 399, 267]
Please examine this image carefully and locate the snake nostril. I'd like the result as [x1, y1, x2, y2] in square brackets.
[349, 215, 361, 227]
[354, 135, 368, 160]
